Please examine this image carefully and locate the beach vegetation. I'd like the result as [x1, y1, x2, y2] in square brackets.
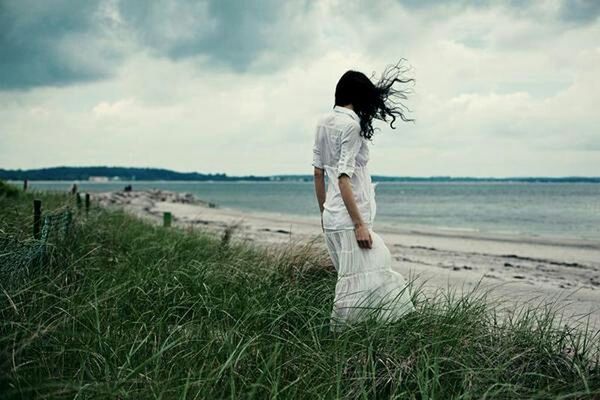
[1, 191, 599, 399]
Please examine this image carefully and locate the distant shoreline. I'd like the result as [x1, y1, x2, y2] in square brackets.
[7, 177, 600, 183]
[13, 179, 600, 242]
[2, 166, 599, 183]
[10, 179, 600, 185]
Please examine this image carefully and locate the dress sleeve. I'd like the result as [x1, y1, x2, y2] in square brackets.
[336, 122, 362, 178]
[312, 126, 324, 169]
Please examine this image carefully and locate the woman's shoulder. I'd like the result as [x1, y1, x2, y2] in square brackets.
[345, 119, 361, 133]
[339, 119, 362, 142]
[316, 110, 361, 136]
[316, 110, 335, 125]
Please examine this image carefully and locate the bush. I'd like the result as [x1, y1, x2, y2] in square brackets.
[0, 179, 19, 198]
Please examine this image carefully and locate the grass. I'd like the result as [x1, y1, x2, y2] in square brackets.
[1, 184, 599, 399]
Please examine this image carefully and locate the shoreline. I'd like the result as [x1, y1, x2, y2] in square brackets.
[93, 189, 600, 329]
[18, 180, 600, 244]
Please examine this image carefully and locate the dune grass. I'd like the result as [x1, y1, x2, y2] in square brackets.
[1, 186, 599, 399]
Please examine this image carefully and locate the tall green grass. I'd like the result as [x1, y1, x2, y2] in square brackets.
[1, 187, 599, 399]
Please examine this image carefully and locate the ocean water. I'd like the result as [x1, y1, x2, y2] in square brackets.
[21, 181, 600, 241]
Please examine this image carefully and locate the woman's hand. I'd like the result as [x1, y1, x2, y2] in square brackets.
[354, 224, 373, 249]
[338, 174, 371, 248]
[320, 212, 324, 233]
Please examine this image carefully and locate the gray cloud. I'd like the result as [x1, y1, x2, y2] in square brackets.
[398, 0, 600, 25]
[0, 0, 315, 90]
[3, 0, 596, 92]
[0, 0, 126, 90]
[118, 0, 314, 73]
[397, 0, 535, 11]
[559, 0, 600, 24]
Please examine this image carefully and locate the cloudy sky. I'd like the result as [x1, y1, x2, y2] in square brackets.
[1, 0, 598, 177]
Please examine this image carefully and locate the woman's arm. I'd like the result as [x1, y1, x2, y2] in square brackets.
[336, 121, 372, 249]
[313, 167, 326, 231]
[312, 123, 327, 231]
[339, 174, 372, 249]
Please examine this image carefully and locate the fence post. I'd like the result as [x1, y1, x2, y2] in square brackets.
[23, 179, 28, 192]
[33, 199, 42, 239]
[85, 193, 90, 214]
[76, 193, 82, 210]
[64, 209, 73, 237]
[163, 212, 172, 227]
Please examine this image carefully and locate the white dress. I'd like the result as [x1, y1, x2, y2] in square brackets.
[312, 105, 415, 329]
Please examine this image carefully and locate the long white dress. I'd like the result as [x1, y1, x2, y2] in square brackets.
[312, 105, 415, 329]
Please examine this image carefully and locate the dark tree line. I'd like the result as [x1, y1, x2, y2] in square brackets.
[0, 167, 268, 181]
[0, 167, 597, 183]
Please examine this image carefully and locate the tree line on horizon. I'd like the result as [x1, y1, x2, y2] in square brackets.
[0, 167, 269, 182]
[0, 167, 598, 183]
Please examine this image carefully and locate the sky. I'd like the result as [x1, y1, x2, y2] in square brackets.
[1, 0, 599, 177]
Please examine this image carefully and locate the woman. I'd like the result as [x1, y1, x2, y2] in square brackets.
[312, 59, 416, 329]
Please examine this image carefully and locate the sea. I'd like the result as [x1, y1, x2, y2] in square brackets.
[20, 181, 600, 241]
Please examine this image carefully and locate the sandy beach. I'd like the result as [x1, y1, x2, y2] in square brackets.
[94, 189, 600, 329]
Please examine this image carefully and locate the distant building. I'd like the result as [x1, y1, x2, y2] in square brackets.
[89, 176, 109, 182]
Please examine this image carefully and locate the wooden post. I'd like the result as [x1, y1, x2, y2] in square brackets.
[163, 212, 172, 227]
[85, 193, 90, 214]
[76, 193, 82, 209]
[33, 199, 42, 239]
[64, 209, 72, 237]
[23, 179, 28, 191]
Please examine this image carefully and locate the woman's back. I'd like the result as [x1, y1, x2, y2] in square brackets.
[312, 105, 376, 231]
[312, 105, 369, 170]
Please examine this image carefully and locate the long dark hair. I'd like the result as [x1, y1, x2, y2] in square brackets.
[334, 59, 414, 140]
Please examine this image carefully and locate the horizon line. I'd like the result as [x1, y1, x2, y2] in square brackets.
[1, 166, 599, 180]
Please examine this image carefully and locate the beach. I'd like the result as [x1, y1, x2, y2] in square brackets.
[93, 189, 600, 329]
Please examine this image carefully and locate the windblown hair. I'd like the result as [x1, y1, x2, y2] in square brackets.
[334, 59, 415, 140]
